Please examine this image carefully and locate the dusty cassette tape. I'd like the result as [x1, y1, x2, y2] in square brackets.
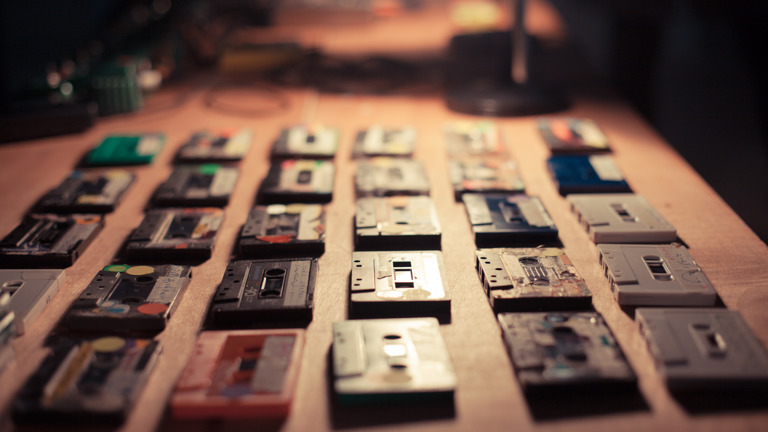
[12, 336, 161, 424]
[599, 243, 717, 307]
[271, 125, 339, 159]
[86, 133, 164, 166]
[332, 318, 456, 404]
[498, 312, 636, 394]
[352, 126, 416, 158]
[463, 193, 558, 247]
[0, 294, 14, 372]
[208, 258, 317, 328]
[355, 157, 430, 197]
[1, 269, 65, 335]
[64, 264, 191, 334]
[238, 204, 325, 257]
[35, 169, 135, 213]
[475, 248, 591, 312]
[355, 196, 441, 251]
[449, 157, 525, 200]
[568, 193, 677, 243]
[547, 155, 631, 195]
[636, 308, 768, 391]
[172, 329, 304, 419]
[537, 117, 611, 153]
[152, 164, 239, 207]
[175, 129, 252, 163]
[444, 120, 507, 156]
[0, 214, 103, 268]
[123, 208, 223, 262]
[258, 159, 335, 204]
[349, 251, 450, 320]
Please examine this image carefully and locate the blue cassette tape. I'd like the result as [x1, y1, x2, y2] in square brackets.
[547, 155, 631, 195]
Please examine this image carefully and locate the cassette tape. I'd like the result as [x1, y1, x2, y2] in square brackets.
[12, 336, 161, 424]
[0, 214, 103, 268]
[64, 264, 191, 334]
[463, 193, 558, 247]
[175, 129, 252, 163]
[271, 125, 338, 159]
[86, 133, 164, 166]
[355, 157, 430, 197]
[0, 269, 65, 335]
[349, 251, 450, 320]
[547, 155, 631, 195]
[332, 318, 456, 404]
[35, 169, 135, 213]
[636, 308, 768, 391]
[498, 311, 636, 394]
[123, 208, 223, 262]
[448, 157, 525, 200]
[599, 243, 717, 307]
[444, 120, 507, 156]
[238, 204, 325, 257]
[568, 193, 677, 243]
[0, 294, 14, 372]
[352, 126, 416, 158]
[537, 117, 611, 153]
[152, 164, 239, 207]
[355, 196, 441, 251]
[207, 258, 317, 327]
[172, 329, 304, 419]
[475, 248, 591, 312]
[258, 159, 335, 204]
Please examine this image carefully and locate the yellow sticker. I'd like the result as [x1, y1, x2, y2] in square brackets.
[93, 336, 126, 353]
[126, 265, 155, 276]
[285, 204, 306, 214]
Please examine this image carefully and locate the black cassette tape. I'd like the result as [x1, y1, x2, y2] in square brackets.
[350, 251, 450, 321]
[444, 120, 507, 156]
[258, 159, 335, 204]
[636, 308, 768, 391]
[475, 247, 591, 312]
[207, 258, 317, 328]
[238, 204, 326, 257]
[599, 243, 717, 307]
[123, 208, 223, 262]
[175, 129, 252, 163]
[35, 169, 135, 213]
[547, 155, 631, 195]
[0, 214, 103, 268]
[537, 117, 611, 153]
[152, 164, 239, 207]
[0, 294, 14, 372]
[355, 157, 430, 197]
[355, 196, 441, 251]
[63, 264, 191, 334]
[12, 336, 161, 424]
[463, 193, 558, 247]
[352, 126, 416, 158]
[271, 125, 339, 159]
[498, 311, 636, 394]
[448, 157, 525, 201]
[332, 318, 456, 404]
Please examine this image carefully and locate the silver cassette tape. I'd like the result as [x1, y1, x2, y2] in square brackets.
[599, 243, 717, 307]
[0, 294, 14, 372]
[355, 157, 430, 197]
[443, 120, 507, 156]
[568, 193, 676, 243]
[271, 125, 339, 159]
[355, 196, 441, 251]
[475, 248, 591, 312]
[352, 126, 416, 158]
[636, 308, 768, 391]
[332, 318, 456, 404]
[448, 157, 525, 201]
[0, 269, 65, 335]
[350, 251, 450, 320]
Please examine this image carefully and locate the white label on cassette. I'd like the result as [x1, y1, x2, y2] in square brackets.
[589, 155, 624, 181]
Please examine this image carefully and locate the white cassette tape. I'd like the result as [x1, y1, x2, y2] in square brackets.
[568, 193, 676, 243]
[599, 244, 717, 307]
[1, 269, 65, 335]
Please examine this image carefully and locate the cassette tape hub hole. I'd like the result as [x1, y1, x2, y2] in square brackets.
[545, 314, 569, 323]
[383, 334, 402, 340]
[122, 297, 143, 304]
[2, 280, 23, 290]
[135, 275, 155, 284]
[265, 269, 286, 277]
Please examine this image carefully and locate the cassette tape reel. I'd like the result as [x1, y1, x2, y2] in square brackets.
[175, 129, 252, 163]
[352, 126, 416, 158]
[448, 157, 525, 201]
[35, 169, 135, 213]
[547, 155, 631, 195]
[271, 125, 339, 159]
[444, 120, 507, 156]
[238, 204, 325, 257]
[354, 157, 430, 198]
[258, 159, 335, 204]
[124, 208, 223, 262]
[463, 193, 558, 247]
[0, 269, 65, 335]
[355, 196, 441, 251]
[152, 164, 239, 207]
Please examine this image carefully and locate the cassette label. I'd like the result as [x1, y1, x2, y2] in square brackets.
[0, 269, 65, 335]
[350, 251, 450, 320]
[355, 196, 441, 250]
[238, 204, 325, 257]
[463, 193, 558, 247]
[124, 208, 223, 262]
[352, 126, 416, 158]
[86, 133, 164, 166]
[444, 120, 507, 156]
[547, 155, 631, 195]
[449, 157, 525, 200]
[568, 193, 676, 243]
[537, 117, 610, 153]
[175, 129, 252, 162]
[475, 248, 591, 311]
[35, 170, 135, 213]
[153, 164, 239, 207]
[272, 125, 338, 159]
[258, 159, 334, 204]
[355, 157, 430, 197]
[332, 318, 456, 403]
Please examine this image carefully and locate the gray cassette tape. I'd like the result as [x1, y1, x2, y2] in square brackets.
[355, 157, 430, 197]
[352, 126, 416, 158]
[443, 121, 507, 156]
[636, 308, 768, 391]
[332, 318, 456, 404]
[350, 251, 450, 320]
[568, 193, 676, 243]
[0, 269, 64, 335]
[599, 243, 717, 307]
[152, 165, 239, 207]
[271, 125, 338, 159]
[448, 157, 525, 201]
[355, 196, 441, 251]
[0, 294, 14, 372]
[475, 248, 591, 312]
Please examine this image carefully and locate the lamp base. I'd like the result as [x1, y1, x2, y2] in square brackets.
[446, 83, 568, 117]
